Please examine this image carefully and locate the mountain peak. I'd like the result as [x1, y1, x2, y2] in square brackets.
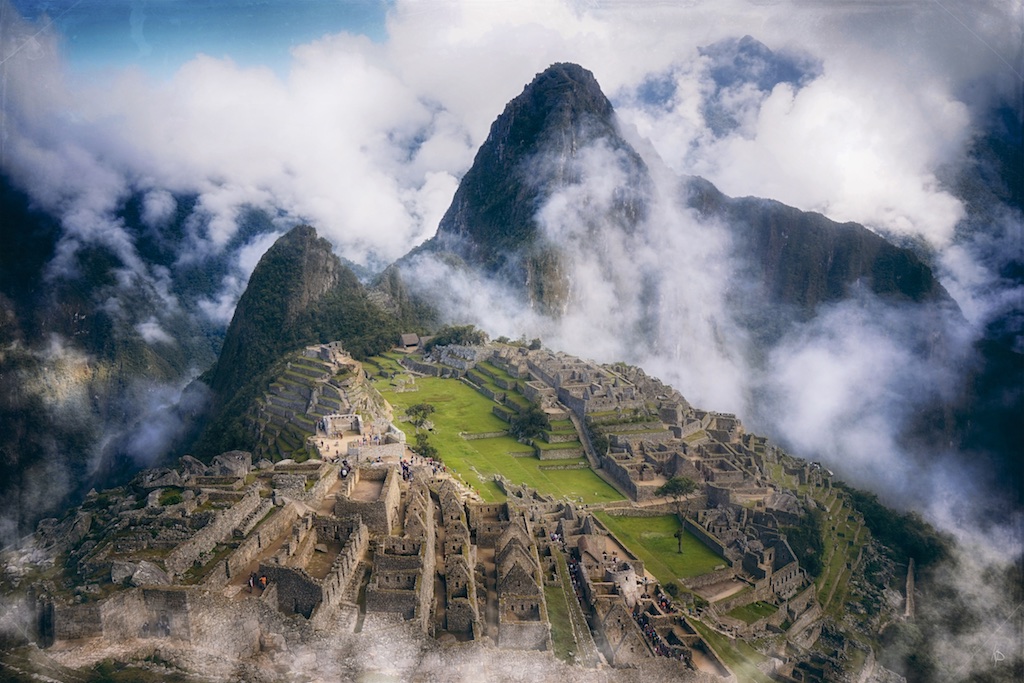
[204, 225, 343, 401]
[424, 62, 649, 312]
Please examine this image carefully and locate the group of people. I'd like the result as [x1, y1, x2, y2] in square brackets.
[632, 598, 688, 661]
[566, 555, 585, 604]
[399, 458, 420, 482]
[248, 573, 269, 593]
[340, 458, 352, 478]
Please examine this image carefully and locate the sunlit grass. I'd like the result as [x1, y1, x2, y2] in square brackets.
[593, 513, 726, 583]
[372, 364, 623, 504]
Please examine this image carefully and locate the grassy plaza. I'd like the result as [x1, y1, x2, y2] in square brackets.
[593, 512, 727, 584]
[370, 358, 623, 504]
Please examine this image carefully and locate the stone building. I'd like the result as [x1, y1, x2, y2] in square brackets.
[258, 513, 368, 620]
[335, 466, 401, 534]
[494, 513, 550, 650]
[364, 481, 436, 632]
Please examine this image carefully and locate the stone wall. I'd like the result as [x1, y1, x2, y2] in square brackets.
[165, 485, 262, 578]
[599, 455, 644, 501]
[680, 566, 737, 590]
[446, 597, 477, 633]
[315, 516, 368, 613]
[52, 601, 103, 641]
[348, 442, 406, 462]
[683, 517, 730, 559]
[498, 618, 551, 650]
[522, 381, 555, 404]
[234, 498, 274, 538]
[609, 431, 675, 451]
[54, 586, 276, 659]
[602, 503, 678, 518]
[365, 581, 421, 620]
[400, 357, 442, 376]
[462, 430, 509, 440]
[335, 467, 401, 534]
[593, 597, 649, 665]
[469, 379, 505, 403]
[301, 464, 339, 506]
[534, 445, 583, 460]
[259, 563, 323, 619]
[222, 504, 299, 582]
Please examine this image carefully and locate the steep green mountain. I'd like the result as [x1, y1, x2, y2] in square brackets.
[192, 225, 411, 458]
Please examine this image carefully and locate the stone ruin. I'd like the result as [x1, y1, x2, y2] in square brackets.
[12, 341, 871, 682]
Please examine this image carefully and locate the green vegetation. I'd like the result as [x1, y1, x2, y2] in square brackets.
[374, 369, 622, 504]
[727, 601, 778, 624]
[838, 483, 949, 567]
[544, 583, 575, 662]
[405, 403, 435, 429]
[593, 513, 725, 584]
[423, 324, 488, 352]
[582, 417, 609, 456]
[782, 506, 824, 578]
[509, 405, 551, 439]
[413, 432, 439, 460]
[689, 618, 773, 683]
[181, 543, 234, 585]
[656, 476, 698, 526]
[158, 488, 183, 507]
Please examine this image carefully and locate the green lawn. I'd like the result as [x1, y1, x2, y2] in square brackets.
[373, 368, 623, 504]
[545, 583, 575, 662]
[477, 360, 517, 385]
[534, 439, 583, 451]
[727, 601, 778, 624]
[689, 618, 772, 683]
[593, 513, 726, 584]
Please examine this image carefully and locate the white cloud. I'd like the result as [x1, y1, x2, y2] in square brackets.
[135, 317, 174, 345]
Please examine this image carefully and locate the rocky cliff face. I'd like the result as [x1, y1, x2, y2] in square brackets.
[416, 62, 948, 326]
[683, 177, 951, 342]
[423, 62, 651, 314]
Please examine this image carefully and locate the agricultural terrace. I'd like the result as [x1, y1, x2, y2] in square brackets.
[814, 489, 869, 616]
[727, 601, 778, 624]
[370, 356, 623, 505]
[593, 513, 726, 585]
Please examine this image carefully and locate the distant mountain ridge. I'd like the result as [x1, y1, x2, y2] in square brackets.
[684, 178, 949, 317]
[411, 62, 950, 327]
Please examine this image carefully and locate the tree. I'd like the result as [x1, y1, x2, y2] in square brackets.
[656, 476, 698, 552]
[673, 527, 685, 554]
[414, 431, 438, 460]
[509, 405, 550, 440]
[405, 403, 435, 429]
